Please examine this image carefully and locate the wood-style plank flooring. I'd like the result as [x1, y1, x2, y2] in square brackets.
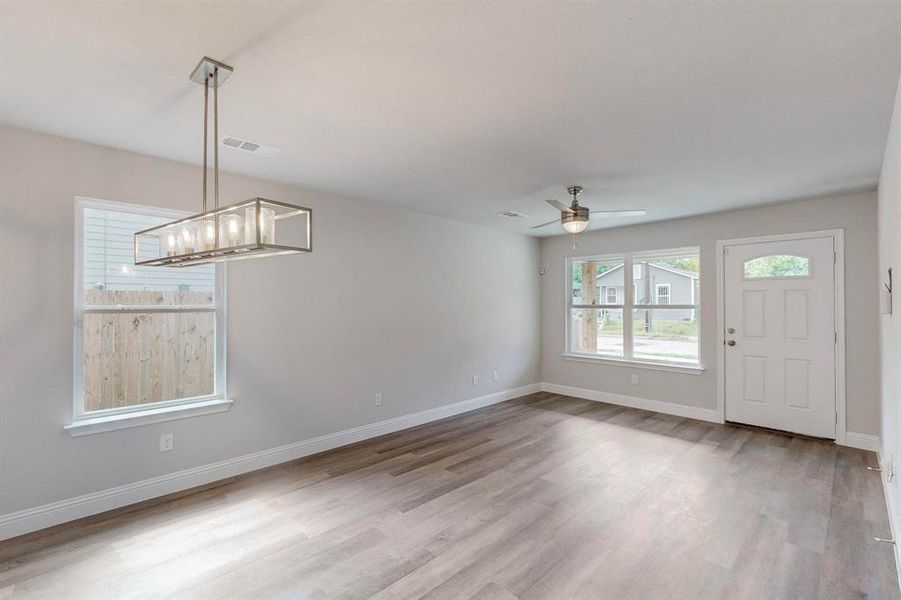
[1, 393, 897, 599]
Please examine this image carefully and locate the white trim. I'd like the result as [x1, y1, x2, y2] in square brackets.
[0, 383, 540, 540]
[562, 353, 705, 374]
[64, 398, 233, 437]
[715, 229, 847, 445]
[541, 382, 722, 423]
[71, 196, 228, 427]
[843, 431, 880, 452]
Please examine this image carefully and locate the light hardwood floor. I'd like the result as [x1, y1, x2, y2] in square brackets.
[1, 392, 897, 599]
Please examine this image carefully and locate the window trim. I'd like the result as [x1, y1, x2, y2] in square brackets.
[565, 247, 701, 370]
[70, 197, 228, 435]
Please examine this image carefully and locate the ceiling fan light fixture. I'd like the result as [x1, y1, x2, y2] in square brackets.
[562, 218, 589, 234]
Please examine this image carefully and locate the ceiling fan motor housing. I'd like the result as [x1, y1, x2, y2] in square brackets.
[562, 206, 589, 225]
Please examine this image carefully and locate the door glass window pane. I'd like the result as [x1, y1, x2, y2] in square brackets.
[570, 309, 624, 357]
[632, 308, 699, 364]
[743, 255, 810, 279]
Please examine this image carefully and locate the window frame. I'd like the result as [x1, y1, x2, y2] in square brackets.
[564, 247, 703, 372]
[69, 197, 229, 435]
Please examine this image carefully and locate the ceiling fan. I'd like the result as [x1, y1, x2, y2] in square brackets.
[531, 186, 646, 234]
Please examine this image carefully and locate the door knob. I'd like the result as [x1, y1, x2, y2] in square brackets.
[727, 340, 736, 346]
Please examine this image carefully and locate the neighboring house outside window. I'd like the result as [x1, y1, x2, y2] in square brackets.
[567, 248, 700, 367]
[69, 198, 228, 435]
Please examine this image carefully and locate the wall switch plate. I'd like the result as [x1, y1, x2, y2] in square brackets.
[159, 433, 174, 453]
[492, 370, 499, 382]
[375, 392, 383, 406]
[472, 374, 479, 386]
[631, 374, 639, 385]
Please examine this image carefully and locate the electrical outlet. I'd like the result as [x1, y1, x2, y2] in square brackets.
[492, 370, 499, 382]
[375, 392, 383, 406]
[631, 374, 639, 385]
[472, 374, 479, 386]
[159, 433, 174, 453]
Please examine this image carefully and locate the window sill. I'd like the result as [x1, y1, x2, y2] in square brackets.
[64, 397, 233, 437]
[562, 353, 705, 374]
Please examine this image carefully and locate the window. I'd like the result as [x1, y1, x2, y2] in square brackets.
[71, 199, 227, 432]
[605, 287, 618, 304]
[743, 255, 810, 279]
[655, 283, 671, 305]
[566, 248, 700, 367]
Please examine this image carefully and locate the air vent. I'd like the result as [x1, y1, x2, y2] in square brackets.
[221, 135, 280, 157]
[498, 210, 527, 219]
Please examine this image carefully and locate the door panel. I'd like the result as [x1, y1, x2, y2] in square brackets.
[724, 237, 836, 438]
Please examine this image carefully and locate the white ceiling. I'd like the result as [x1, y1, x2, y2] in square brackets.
[2, 2, 900, 236]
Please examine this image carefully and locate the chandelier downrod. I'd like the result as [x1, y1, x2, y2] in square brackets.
[213, 68, 219, 210]
[202, 76, 208, 213]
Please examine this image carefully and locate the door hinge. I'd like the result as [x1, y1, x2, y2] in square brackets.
[833, 251, 837, 264]
[835, 413, 838, 425]
[834, 331, 838, 343]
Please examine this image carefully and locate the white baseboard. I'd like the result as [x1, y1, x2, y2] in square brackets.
[541, 382, 879, 453]
[844, 431, 880, 452]
[875, 446, 901, 592]
[540, 382, 723, 424]
[0, 383, 541, 541]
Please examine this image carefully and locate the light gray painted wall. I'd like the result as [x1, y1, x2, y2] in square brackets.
[540, 190, 881, 435]
[0, 126, 542, 514]
[879, 74, 901, 522]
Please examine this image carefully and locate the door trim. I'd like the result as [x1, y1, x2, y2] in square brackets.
[715, 229, 846, 444]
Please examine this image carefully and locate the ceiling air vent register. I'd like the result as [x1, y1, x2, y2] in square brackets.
[222, 136, 279, 157]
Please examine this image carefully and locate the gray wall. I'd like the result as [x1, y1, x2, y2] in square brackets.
[0, 126, 542, 514]
[540, 190, 881, 435]
[879, 74, 900, 521]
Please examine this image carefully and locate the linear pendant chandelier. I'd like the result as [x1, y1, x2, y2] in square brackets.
[134, 57, 312, 268]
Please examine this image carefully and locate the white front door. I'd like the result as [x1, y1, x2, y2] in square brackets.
[723, 236, 836, 438]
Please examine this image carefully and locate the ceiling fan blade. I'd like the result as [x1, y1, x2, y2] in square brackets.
[546, 199, 575, 213]
[530, 218, 562, 229]
[589, 209, 647, 218]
